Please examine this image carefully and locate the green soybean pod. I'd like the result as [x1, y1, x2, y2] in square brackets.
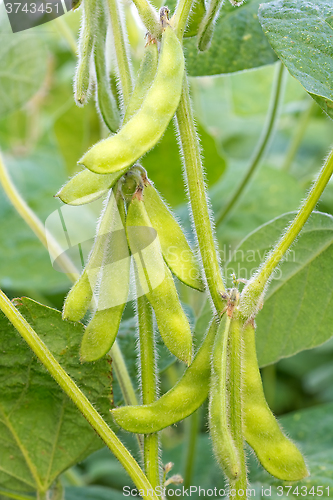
[209, 315, 241, 480]
[56, 169, 126, 206]
[79, 24, 184, 175]
[197, 0, 224, 52]
[143, 182, 204, 291]
[80, 196, 130, 362]
[62, 189, 119, 321]
[242, 321, 309, 481]
[94, 2, 120, 133]
[123, 40, 159, 125]
[112, 318, 218, 433]
[74, 0, 97, 106]
[126, 193, 193, 365]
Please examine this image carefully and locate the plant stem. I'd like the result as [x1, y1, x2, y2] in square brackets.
[137, 295, 160, 494]
[131, 0, 161, 39]
[106, 0, 133, 106]
[256, 147, 333, 287]
[172, 0, 195, 38]
[216, 61, 286, 226]
[183, 408, 200, 489]
[229, 319, 247, 500]
[0, 154, 78, 282]
[0, 152, 139, 437]
[282, 100, 317, 172]
[176, 76, 226, 312]
[0, 289, 159, 500]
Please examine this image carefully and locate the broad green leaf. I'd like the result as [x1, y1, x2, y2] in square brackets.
[225, 212, 333, 366]
[0, 18, 48, 118]
[212, 164, 304, 250]
[0, 298, 113, 494]
[142, 122, 225, 206]
[184, 0, 278, 77]
[258, 0, 333, 119]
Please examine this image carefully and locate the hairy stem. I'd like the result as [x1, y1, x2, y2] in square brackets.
[107, 0, 133, 106]
[217, 62, 286, 226]
[256, 147, 333, 287]
[282, 100, 317, 172]
[183, 408, 200, 489]
[137, 296, 160, 493]
[176, 76, 226, 312]
[229, 319, 247, 500]
[0, 289, 158, 500]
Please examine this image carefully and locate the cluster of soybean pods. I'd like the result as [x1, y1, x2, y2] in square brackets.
[57, 0, 309, 496]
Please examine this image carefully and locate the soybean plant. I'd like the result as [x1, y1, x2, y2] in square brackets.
[1, 0, 333, 499]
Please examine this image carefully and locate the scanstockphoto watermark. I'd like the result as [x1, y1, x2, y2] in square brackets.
[4, 0, 73, 33]
[123, 486, 257, 498]
[123, 485, 331, 498]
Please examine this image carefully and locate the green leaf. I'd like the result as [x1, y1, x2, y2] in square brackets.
[0, 17, 48, 118]
[212, 163, 305, 250]
[225, 211, 333, 366]
[258, 0, 333, 119]
[142, 122, 225, 206]
[184, 0, 278, 77]
[0, 298, 113, 494]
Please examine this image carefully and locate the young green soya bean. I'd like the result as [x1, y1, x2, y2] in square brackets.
[80, 196, 130, 362]
[56, 169, 126, 206]
[112, 318, 218, 433]
[209, 315, 241, 480]
[62, 188, 119, 322]
[79, 23, 184, 174]
[126, 192, 193, 365]
[74, 0, 97, 106]
[143, 181, 204, 291]
[123, 40, 159, 125]
[242, 321, 308, 481]
[94, 1, 120, 133]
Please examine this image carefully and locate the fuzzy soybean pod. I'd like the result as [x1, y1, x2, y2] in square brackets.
[62, 189, 119, 322]
[112, 318, 218, 433]
[143, 182, 204, 291]
[79, 24, 184, 175]
[80, 196, 130, 362]
[123, 41, 159, 124]
[242, 321, 308, 481]
[209, 315, 241, 480]
[94, 2, 120, 133]
[74, 0, 97, 106]
[56, 169, 126, 206]
[126, 193, 193, 365]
